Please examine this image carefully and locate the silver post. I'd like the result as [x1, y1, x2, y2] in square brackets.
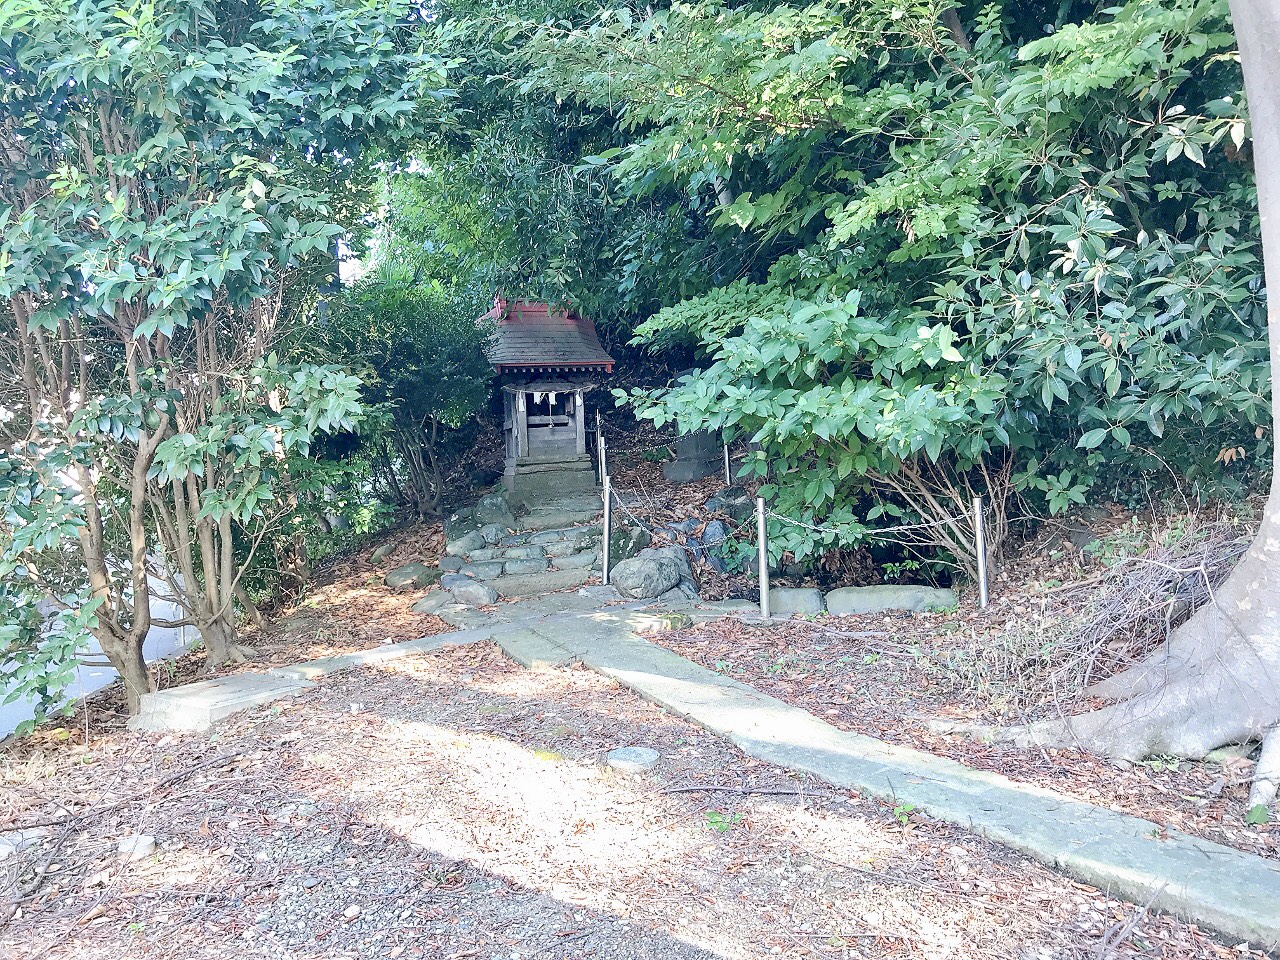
[602, 475, 613, 585]
[974, 495, 989, 609]
[757, 496, 770, 619]
[596, 411, 605, 482]
[723, 442, 731, 485]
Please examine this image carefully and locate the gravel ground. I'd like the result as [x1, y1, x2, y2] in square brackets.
[1, 642, 1266, 960]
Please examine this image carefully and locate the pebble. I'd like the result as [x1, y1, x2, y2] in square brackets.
[342, 904, 361, 920]
[303, 876, 321, 889]
[117, 835, 156, 861]
[606, 746, 660, 773]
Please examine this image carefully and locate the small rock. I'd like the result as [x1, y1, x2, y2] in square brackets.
[445, 531, 486, 557]
[370, 543, 395, 564]
[412, 591, 453, 615]
[450, 580, 499, 607]
[384, 562, 438, 590]
[479, 523, 508, 545]
[706, 486, 754, 523]
[607, 747, 661, 773]
[701, 519, 729, 547]
[342, 904, 361, 920]
[438, 555, 465, 572]
[303, 876, 321, 890]
[474, 491, 516, 527]
[118, 835, 156, 861]
[0, 828, 48, 861]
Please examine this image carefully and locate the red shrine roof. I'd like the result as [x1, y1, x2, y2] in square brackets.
[480, 298, 615, 374]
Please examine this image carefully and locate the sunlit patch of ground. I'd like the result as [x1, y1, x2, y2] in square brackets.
[2, 642, 1258, 960]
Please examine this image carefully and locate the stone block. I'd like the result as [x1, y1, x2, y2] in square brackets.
[492, 568, 593, 599]
[129, 673, 313, 732]
[553, 549, 598, 570]
[768, 587, 825, 616]
[609, 526, 651, 563]
[543, 540, 583, 558]
[504, 558, 549, 576]
[438, 555, 465, 572]
[824, 585, 957, 615]
[460, 561, 506, 580]
[443, 507, 477, 541]
[475, 491, 516, 527]
[502, 545, 546, 560]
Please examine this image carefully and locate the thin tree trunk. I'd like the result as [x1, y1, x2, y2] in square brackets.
[98, 634, 152, 715]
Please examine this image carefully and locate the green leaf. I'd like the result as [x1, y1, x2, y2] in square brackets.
[1078, 428, 1108, 449]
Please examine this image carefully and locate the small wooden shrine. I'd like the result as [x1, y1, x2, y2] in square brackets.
[480, 298, 614, 502]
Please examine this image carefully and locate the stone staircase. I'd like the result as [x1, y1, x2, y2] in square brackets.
[418, 492, 606, 622]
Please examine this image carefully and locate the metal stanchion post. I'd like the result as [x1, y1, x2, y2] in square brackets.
[757, 496, 770, 619]
[974, 495, 989, 609]
[602, 475, 613, 585]
[723, 443, 731, 485]
[596, 411, 604, 482]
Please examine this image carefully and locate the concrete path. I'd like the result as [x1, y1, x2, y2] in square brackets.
[131, 593, 1280, 950]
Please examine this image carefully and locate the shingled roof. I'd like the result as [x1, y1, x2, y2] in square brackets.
[480, 298, 615, 374]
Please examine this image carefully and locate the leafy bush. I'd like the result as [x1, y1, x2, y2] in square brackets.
[319, 269, 494, 516]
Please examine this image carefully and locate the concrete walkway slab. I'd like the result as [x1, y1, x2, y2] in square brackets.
[129, 673, 314, 733]
[491, 611, 1280, 951]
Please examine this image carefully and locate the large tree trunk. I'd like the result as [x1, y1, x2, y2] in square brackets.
[1020, 0, 1280, 762]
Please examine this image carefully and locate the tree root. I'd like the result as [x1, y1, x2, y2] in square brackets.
[202, 643, 258, 672]
[1248, 726, 1280, 814]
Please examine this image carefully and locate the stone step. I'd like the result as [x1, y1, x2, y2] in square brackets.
[490, 568, 594, 599]
[551, 549, 599, 571]
[528, 525, 601, 546]
[515, 509, 601, 532]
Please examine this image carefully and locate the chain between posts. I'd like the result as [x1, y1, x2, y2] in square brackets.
[765, 510, 971, 540]
[594, 419, 990, 612]
[756, 498, 992, 615]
